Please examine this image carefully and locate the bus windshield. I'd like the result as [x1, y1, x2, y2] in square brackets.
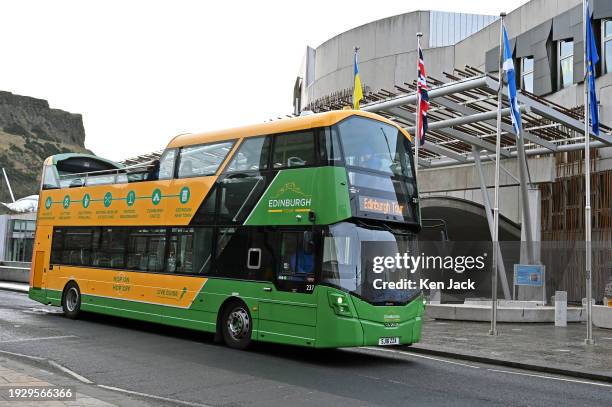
[322, 221, 421, 305]
[336, 116, 413, 179]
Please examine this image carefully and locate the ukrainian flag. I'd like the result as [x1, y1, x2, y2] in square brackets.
[353, 49, 363, 110]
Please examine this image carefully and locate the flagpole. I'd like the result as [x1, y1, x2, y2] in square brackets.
[490, 12, 505, 336]
[583, 0, 594, 345]
[415, 32, 423, 178]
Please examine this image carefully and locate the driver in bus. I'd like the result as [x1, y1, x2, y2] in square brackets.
[290, 236, 314, 281]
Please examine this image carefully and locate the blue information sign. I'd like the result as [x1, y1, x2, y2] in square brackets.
[514, 264, 544, 287]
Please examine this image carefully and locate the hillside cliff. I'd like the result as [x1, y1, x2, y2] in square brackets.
[0, 91, 89, 201]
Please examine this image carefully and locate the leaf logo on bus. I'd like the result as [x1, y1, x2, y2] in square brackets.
[179, 287, 187, 301]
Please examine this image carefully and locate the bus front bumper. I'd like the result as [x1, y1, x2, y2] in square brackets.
[315, 288, 425, 348]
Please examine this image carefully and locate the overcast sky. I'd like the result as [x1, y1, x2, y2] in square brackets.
[0, 0, 529, 161]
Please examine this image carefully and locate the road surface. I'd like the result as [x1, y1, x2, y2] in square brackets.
[0, 290, 610, 406]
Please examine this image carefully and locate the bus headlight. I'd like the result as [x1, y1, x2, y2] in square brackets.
[329, 292, 352, 317]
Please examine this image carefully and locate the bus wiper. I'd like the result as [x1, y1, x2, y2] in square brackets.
[355, 219, 413, 236]
[381, 222, 413, 236]
[380, 127, 401, 175]
[380, 128, 394, 163]
[355, 219, 386, 231]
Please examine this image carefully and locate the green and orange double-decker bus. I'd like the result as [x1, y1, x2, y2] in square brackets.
[29, 110, 425, 349]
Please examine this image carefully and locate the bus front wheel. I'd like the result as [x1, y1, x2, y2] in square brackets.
[62, 282, 81, 319]
[221, 301, 252, 350]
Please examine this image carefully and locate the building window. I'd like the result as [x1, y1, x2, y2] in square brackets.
[604, 20, 612, 74]
[558, 39, 574, 89]
[521, 57, 534, 93]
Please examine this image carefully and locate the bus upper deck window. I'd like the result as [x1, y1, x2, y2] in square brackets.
[158, 149, 177, 180]
[178, 141, 234, 178]
[42, 165, 60, 189]
[319, 127, 342, 164]
[272, 131, 315, 169]
[226, 137, 270, 172]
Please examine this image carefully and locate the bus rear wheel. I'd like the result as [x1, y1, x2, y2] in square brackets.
[62, 282, 81, 319]
[221, 301, 252, 350]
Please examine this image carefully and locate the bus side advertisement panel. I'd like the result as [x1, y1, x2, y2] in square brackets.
[37, 178, 215, 227]
[44, 266, 207, 309]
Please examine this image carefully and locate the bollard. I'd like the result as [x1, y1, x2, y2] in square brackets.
[429, 289, 441, 304]
[555, 291, 567, 327]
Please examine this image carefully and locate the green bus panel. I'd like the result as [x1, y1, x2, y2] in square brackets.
[34, 281, 424, 349]
[245, 166, 352, 226]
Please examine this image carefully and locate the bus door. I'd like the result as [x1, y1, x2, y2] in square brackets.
[257, 230, 318, 346]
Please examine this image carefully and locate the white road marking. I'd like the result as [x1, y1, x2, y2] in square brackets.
[0, 335, 77, 344]
[98, 385, 213, 407]
[48, 360, 93, 384]
[488, 369, 612, 388]
[0, 349, 210, 405]
[361, 346, 480, 369]
[0, 349, 45, 361]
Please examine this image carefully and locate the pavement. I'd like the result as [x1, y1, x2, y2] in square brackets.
[411, 318, 612, 382]
[0, 282, 29, 293]
[0, 288, 612, 406]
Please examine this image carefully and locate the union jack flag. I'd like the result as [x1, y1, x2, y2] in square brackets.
[416, 45, 429, 145]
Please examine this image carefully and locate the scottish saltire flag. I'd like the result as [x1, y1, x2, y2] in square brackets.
[353, 48, 363, 110]
[586, 0, 600, 135]
[416, 45, 429, 145]
[502, 26, 522, 135]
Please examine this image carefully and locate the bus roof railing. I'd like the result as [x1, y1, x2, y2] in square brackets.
[56, 161, 157, 188]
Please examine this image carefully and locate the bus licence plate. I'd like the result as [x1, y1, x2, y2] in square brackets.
[378, 337, 400, 346]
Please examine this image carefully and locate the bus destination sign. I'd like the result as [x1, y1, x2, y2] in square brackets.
[358, 195, 406, 217]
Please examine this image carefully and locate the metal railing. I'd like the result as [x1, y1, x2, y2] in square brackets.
[57, 161, 156, 188]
